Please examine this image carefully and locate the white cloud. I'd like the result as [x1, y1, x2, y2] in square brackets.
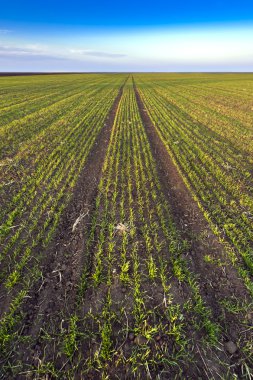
[0, 29, 11, 34]
[0, 45, 43, 55]
[69, 49, 126, 58]
[0, 44, 67, 61]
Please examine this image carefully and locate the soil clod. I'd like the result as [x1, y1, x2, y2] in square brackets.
[134, 335, 148, 345]
[225, 340, 238, 354]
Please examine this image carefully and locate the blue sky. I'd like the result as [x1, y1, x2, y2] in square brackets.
[0, 0, 253, 71]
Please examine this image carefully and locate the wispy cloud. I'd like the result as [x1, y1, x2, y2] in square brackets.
[0, 29, 11, 34]
[0, 47, 31, 56]
[0, 44, 126, 63]
[0, 45, 67, 61]
[0, 45, 46, 55]
[70, 49, 126, 58]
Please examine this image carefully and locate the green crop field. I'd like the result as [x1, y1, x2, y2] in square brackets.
[0, 73, 253, 379]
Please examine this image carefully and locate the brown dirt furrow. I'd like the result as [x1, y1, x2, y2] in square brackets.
[133, 79, 252, 373]
[4, 79, 126, 374]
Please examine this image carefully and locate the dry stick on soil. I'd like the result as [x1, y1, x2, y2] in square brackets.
[72, 211, 89, 232]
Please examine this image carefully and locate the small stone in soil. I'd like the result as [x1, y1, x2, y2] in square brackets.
[154, 334, 162, 342]
[225, 341, 238, 354]
[246, 312, 253, 324]
[134, 335, 148, 345]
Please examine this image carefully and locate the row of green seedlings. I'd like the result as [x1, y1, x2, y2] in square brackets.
[61, 84, 223, 379]
[0, 81, 120, 291]
[62, 84, 186, 377]
[130, 82, 222, 358]
[0, 74, 115, 125]
[0, 75, 124, 262]
[0, 77, 124, 213]
[46, 81, 127, 376]
[156, 80, 253, 152]
[0, 76, 115, 159]
[135, 78, 253, 372]
[0, 77, 125, 275]
[0, 81, 121, 354]
[0, 79, 84, 126]
[148, 78, 253, 215]
[0, 77, 126, 353]
[171, 77, 252, 118]
[135, 78, 253, 294]
[139, 77, 253, 210]
[153, 81, 253, 250]
[155, 82, 253, 240]
[0, 77, 58, 108]
[0, 74, 107, 112]
[132, 79, 253, 375]
[0, 76, 124, 221]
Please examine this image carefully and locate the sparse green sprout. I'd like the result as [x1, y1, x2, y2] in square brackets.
[147, 256, 157, 280]
[64, 315, 79, 358]
[120, 260, 130, 283]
